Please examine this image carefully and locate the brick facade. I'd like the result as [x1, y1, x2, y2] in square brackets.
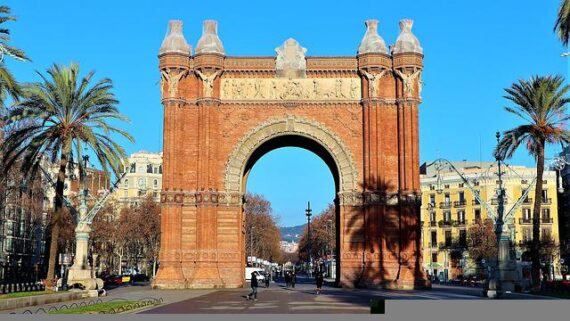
[153, 20, 428, 289]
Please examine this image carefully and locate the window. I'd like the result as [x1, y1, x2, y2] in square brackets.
[429, 194, 435, 206]
[542, 189, 548, 202]
[147, 164, 153, 173]
[459, 183, 464, 188]
[138, 178, 145, 188]
[159, 165, 163, 174]
[138, 166, 145, 173]
[153, 166, 158, 174]
[153, 179, 158, 189]
[444, 211, 451, 223]
[153, 191, 158, 198]
[430, 185, 435, 191]
[430, 211, 436, 223]
[130, 163, 136, 173]
[123, 179, 129, 188]
[457, 211, 465, 224]
[432, 253, 438, 262]
[444, 193, 450, 205]
[458, 191, 465, 202]
[522, 208, 531, 222]
[522, 228, 531, 242]
[444, 184, 450, 189]
[474, 209, 481, 222]
[459, 230, 467, 246]
[542, 228, 551, 241]
[542, 208, 551, 221]
[431, 231, 437, 245]
[445, 230, 452, 247]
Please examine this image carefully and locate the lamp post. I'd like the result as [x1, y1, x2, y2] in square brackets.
[305, 201, 312, 268]
[250, 226, 255, 264]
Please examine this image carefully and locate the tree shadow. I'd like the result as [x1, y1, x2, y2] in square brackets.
[341, 176, 428, 290]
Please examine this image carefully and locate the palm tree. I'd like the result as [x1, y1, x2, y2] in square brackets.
[494, 75, 570, 291]
[555, 0, 570, 46]
[0, 5, 29, 107]
[2, 63, 134, 286]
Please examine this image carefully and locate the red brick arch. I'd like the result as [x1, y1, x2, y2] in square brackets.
[154, 20, 428, 289]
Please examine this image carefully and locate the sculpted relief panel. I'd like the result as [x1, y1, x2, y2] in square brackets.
[221, 78, 361, 100]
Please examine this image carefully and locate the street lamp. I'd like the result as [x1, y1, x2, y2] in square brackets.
[305, 201, 312, 267]
[250, 226, 255, 263]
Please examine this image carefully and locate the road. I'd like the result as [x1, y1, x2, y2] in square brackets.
[141, 276, 557, 314]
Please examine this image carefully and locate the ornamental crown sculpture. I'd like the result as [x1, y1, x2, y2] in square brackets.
[159, 20, 192, 55]
[357, 19, 388, 55]
[392, 19, 423, 55]
[275, 38, 307, 78]
[195, 20, 225, 55]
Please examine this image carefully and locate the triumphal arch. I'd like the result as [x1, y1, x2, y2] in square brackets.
[154, 18, 428, 289]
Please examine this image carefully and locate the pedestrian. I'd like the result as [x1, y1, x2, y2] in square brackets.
[265, 271, 270, 288]
[285, 271, 291, 288]
[291, 271, 296, 288]
[316, 271, 324, 295]
[247, 271, 259, 301]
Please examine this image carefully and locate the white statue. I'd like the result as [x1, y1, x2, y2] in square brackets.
[161, 69, 187, 98]
[361, 69, 386, 97]
[195, 70, 220, 97]
[394, 68, 422, 97]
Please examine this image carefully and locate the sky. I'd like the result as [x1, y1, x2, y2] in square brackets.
[3, 0, 567, 226]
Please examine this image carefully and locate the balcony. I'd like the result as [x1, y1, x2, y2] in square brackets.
[519, 218, 532, 225]
[454, 200, 467, 208]
[429, 221, 437, 227]
[439, 202, 452, 209]
[455, 220, 466, 227]
[439, 220, 453, 228]
[522, 198, 533, 204]
[491, 198, 507, 205]
[541, 217, 553, 224]
[472, 218, 482, 224]
[541, 198, 552, 205]
[472, 200, 481, 206]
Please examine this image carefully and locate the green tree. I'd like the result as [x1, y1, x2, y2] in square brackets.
[494, 75, 570, 290]
[298, 204, 336, 262]
[0, 6, 29, 107]
[555, 0, 570, 46]
[1, 63, 133, 286]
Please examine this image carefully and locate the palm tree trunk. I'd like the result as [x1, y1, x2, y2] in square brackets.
[531, 139, 545, 291]
[45, 148, 69, 288]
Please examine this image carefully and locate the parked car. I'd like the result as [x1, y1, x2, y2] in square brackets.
[101, 274, 123, 286]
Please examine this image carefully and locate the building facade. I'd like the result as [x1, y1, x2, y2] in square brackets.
[155, 18, 426, 289]
[114, 151, 163, 208]
[280, 240, 299, 254]
[557, 146, 570, 271]
[420, 161, 562, 282]
[0, 166, 48, 283]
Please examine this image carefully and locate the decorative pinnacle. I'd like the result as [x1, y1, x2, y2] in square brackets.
[358, 19, 388, 55]
[159, 20, 191, 55]
[392, 18, 423, 55]
[195, 20, 225, 55]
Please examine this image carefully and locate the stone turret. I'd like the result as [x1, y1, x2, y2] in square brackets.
[195, 20, 225, 55]
[159, 20, 192, 56]
[158, 20, 191, 101]
[392, 19, 423, 55]
[357, 19, 388, 55]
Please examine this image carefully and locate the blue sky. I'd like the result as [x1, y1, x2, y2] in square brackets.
[4, 0, 567, 226]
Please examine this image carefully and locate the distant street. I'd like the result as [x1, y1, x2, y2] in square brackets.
[141, 276, 557, 314]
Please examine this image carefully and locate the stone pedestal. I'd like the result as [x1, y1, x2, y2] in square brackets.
[66, 224, 103, 290]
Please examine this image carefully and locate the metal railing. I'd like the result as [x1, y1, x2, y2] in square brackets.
[541, 217, 554, 224]
[519, 218, 532, 224]
[439, 202, 452, 209]
[0, 282, 45, 294]
[454, 200, 467, 208]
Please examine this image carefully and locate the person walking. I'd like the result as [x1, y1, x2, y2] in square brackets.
[285, 271, 291, 288]
[291, 271, 296, 288]
[315, 271, 324, 295]
[265, 271, 271, 288]
[247, 271, 259, 301]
